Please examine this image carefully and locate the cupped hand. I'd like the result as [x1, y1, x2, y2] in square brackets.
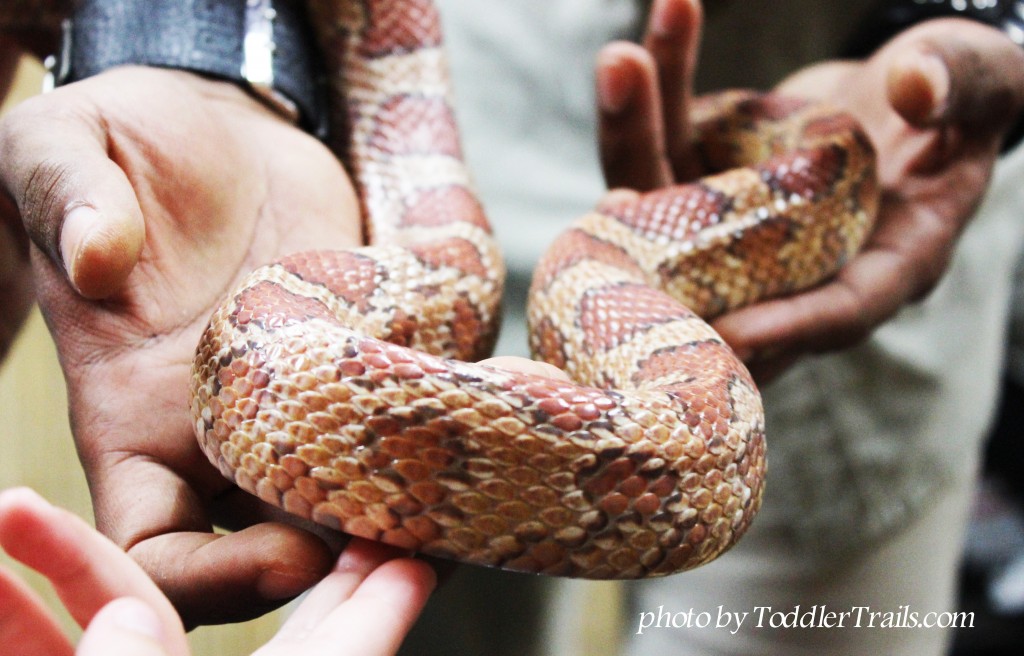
[596, 0, 1024, 382]
[0, 487, 435, 656]
[0, 65, 363, 626]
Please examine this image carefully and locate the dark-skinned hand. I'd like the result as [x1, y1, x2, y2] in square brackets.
[0, 65, 363, 627]
[596, 0, 1024, 382]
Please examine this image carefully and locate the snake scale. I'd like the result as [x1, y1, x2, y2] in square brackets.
[189, 0, 878, 579]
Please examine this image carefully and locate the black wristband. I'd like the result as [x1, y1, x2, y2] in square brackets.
[845, 0, 1024, 152]
[47, 0, 328, 139]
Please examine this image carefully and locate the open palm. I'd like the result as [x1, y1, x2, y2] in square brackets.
[0, 67, 363, 625]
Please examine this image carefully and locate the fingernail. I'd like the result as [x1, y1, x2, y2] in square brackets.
[60, 205, 101, 287]
[597, 54, 635, 114]
[105, 597, 164, 640]
[916, 53, 950, 120]
[909, 50, 946, 121]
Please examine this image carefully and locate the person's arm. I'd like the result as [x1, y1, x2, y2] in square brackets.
[597, 0, 1024, 382]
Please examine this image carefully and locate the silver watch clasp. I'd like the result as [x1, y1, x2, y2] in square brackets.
[42, 18, 73, 93]
[242, 0, 299, 123]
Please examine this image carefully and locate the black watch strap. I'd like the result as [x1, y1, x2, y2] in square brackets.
[49, 0, 327, 139]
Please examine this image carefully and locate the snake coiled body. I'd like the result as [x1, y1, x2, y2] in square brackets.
[189, 0, 878, 579]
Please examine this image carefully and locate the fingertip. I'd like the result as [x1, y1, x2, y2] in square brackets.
[60, 204, 144, 299]
[78, 597, 168, 656]
[648, 0, 702, 40]
[397, 558, 438, 598]
[596, 41, 678, 190]
[331, 536, 398, 573]
[0, 486, 55, 545]
[708, 312, 755, 362]
[596, 42, 653, 114]
[336, 541, 438, 598]
[94, 597, 165, 640]
[0, 485, 48, 512]
[596, 45, 635, 115]
[358, 556, 438, 612]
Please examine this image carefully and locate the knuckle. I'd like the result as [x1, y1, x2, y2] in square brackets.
[19, 156, 73, 253]
[825, 283, 875, 350]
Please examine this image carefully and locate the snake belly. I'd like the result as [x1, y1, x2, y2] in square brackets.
[189, 0, 878, 579]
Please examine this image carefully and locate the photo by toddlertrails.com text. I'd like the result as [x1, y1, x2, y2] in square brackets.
[635, 605, 976, 635]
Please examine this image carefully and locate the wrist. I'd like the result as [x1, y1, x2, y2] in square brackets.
[45, 0, 328, 139]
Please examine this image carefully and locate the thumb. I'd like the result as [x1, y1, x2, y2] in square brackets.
[885, 19, 1024, 140]
[0, 88, 144, 298]
[76, 598, 176, 656]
